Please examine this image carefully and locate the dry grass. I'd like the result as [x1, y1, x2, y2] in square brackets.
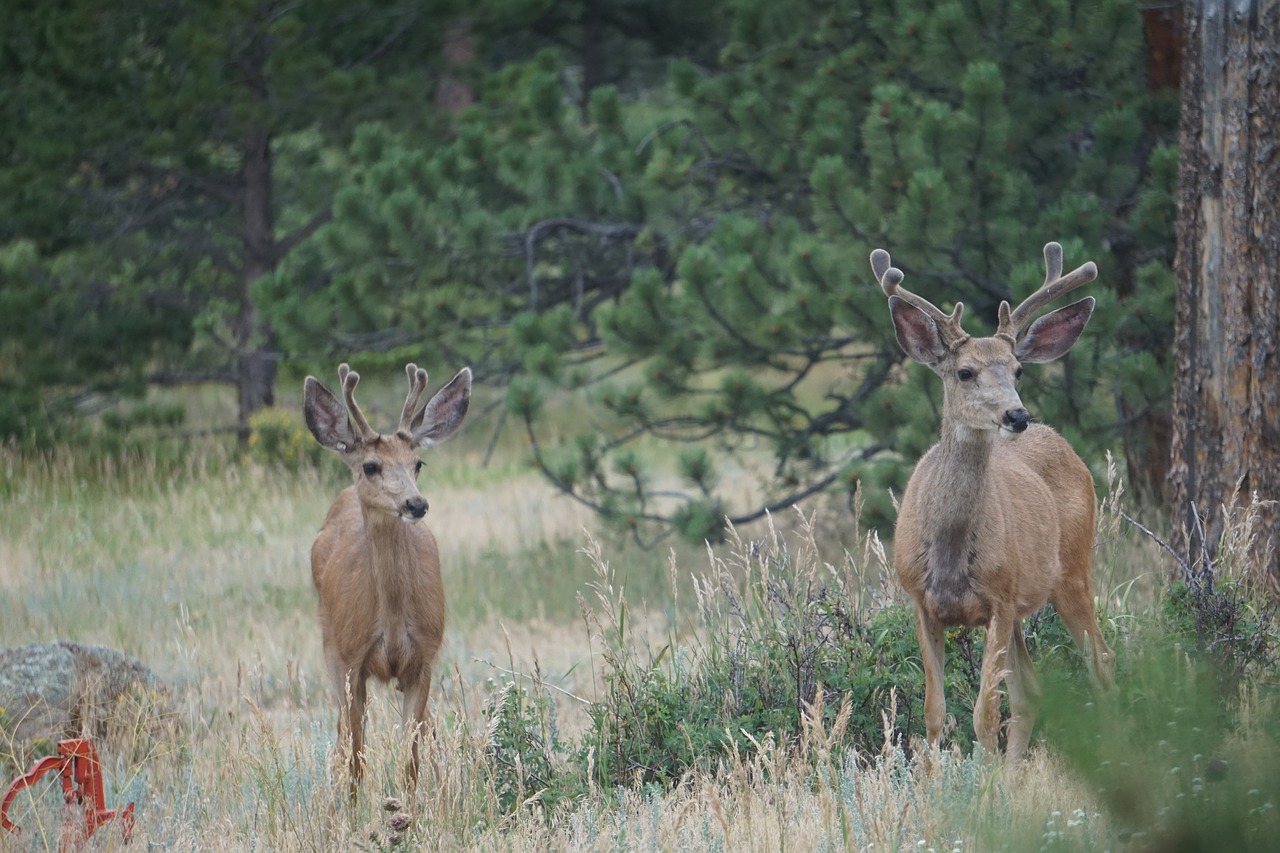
[0, 442, 695, 850]
[0, 444, 1273, 851]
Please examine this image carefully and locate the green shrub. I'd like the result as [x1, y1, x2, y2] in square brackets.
[1037, 488, 1280, 852]
[579, 512, 993, 789]
[1159, 578, 1276, 686]
[1039, 628, 1280, 852]
[485, 489, 1276, 804]
[482, 679, 583, 815]
[247, 406, 322, 471]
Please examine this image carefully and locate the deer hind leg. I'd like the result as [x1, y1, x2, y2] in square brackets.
[1051, 571, 1115, 690]
[1004, 621, 1042, 760]
[912, 607, 947, 759]
[975, 612, 1015, 756]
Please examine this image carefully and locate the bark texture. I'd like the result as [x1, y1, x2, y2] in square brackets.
[1170, 0, 1280, 585]
[237, 122, 279, 444]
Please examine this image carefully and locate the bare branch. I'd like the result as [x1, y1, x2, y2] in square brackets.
[275, 206, 333, 260]
[473, 658, 592, 705]
[635, 118, 713, 159]
[514, 218, 641, 310]
[341, 11, 418, 70]
[1120, 510, 1190, 577]
[726, 444, 884, 528]
[135, 161, 241, 205]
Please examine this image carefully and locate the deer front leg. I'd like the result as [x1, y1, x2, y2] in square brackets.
[913, 607, 947, 754]
[975, 612, 1014, 756]
[1004, 621, 1042, 760]
[400, 671, 435, 789]
[348, 677, 368, 783]
[329, 664, 368, 790]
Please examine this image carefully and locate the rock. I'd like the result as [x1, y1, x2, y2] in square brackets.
[0, 641, 179, 771]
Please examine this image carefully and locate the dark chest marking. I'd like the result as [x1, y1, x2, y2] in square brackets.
[921, 526, 988, 626]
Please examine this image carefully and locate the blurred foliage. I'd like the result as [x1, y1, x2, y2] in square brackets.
[268, 0, 1178, 542]
[1040, 577, 1279, 851]
[0, 238, 196, 447]
[0, 0, 462, 443]
[246, 406, 324, 472]
[3, 0, 1179, 541]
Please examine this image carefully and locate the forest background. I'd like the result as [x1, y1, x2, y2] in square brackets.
[2, 1, 1279, 850]
[1, 0, 1186, 537]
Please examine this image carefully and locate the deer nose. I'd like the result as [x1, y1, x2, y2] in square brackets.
[1002, 408, 1032, 433]
[404, 496, 429, 518]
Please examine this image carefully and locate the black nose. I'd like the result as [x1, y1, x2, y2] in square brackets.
[405, 497, 428, 518]
[1003, 408, 1032, 433]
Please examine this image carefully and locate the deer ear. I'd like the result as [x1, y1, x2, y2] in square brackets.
[411, 368, 472, 447]
[889, 296, 949, 366]
[1014, 296, 1095, 363]
[303, 377, 358, 452]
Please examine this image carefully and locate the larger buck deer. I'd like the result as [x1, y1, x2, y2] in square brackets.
[872, 242, 1114, 760]
[303, 362, 471, 790]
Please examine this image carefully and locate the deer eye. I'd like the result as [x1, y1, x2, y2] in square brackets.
[362, 461, 380, 476]
[1014, 366, 1024, 380]
[414, 460, 424, 476]
[957, 368, 975, 381]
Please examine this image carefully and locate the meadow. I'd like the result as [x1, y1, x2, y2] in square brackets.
[0, 395, 1277, 852]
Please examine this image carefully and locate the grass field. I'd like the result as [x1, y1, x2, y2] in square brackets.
[0, 416, 1276, 851]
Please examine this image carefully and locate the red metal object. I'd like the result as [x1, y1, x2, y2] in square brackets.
[1, 738, 134, 851]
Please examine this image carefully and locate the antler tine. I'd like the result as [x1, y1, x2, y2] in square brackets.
[1001, 242, 1098, 338]
[338, 363, 378, 441]
[870, 248, 967, 337]
[398, 363, 429, 431]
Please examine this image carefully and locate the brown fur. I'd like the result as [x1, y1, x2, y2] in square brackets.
[304, 363, 471, 791]
[873, 244, 1114, 760]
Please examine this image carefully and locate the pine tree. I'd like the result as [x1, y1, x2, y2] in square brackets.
[0, 0, 461, 444]
[271, 0, 1177, 542]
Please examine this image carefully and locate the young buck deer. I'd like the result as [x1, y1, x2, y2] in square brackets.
[872, 242, 1114, 760]
[303, 362, 471, 789]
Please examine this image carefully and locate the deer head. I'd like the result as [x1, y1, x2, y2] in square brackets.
[303, 362, 472, 521]
[872, 242, 1096, 435]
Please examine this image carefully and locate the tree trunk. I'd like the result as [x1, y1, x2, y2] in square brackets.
[580, 0, 605, 120]
[1169, 0, 1280, 587]
[237, 123, 278, 444]
[435, 21, 476, 113]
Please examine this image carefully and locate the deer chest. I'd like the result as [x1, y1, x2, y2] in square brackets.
[908, 535, 994, 627]
[366, 623, 423, 683]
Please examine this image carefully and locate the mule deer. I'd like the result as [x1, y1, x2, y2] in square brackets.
[872, 242, 1114, 759]
[303, 362, 471, 789]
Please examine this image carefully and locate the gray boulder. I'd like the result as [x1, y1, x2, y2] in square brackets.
[0, 642, 179, 770]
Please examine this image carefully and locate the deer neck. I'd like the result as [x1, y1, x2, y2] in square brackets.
[908, 419, 999, 623]
[925, 418, 996, 542]
[361, 509, 419, 612]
